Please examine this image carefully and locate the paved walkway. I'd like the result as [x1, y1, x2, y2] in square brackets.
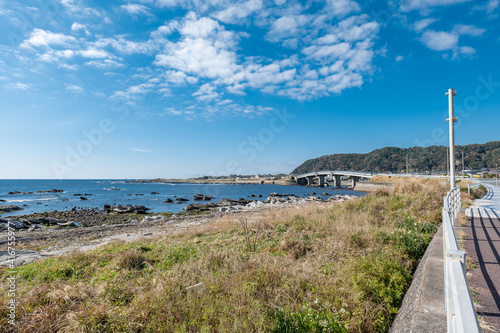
[464, 183, 500, 332]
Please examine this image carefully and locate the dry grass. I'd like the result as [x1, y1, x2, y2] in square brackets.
[1, 178, 447, 333]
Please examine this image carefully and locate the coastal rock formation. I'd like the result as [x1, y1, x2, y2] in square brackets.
[165, 198, 174, 203]
[0, 204, 23, 214]
[0, 216, 82, 230]
[103, 204, 151, 214]
[7, 189, 64, 195]
[193, 194, 213, 201]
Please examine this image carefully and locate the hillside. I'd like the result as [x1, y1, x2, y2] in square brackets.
[291, 141, 500, 175]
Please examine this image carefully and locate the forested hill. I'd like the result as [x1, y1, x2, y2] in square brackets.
[291, 141, 500, 175]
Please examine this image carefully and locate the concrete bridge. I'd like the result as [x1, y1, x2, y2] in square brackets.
[293, 170, 374, 187]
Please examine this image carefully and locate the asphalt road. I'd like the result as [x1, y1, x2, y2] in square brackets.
[464, 183, 500, 332]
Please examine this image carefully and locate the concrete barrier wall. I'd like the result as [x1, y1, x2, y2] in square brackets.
[390, 225, 446, 332]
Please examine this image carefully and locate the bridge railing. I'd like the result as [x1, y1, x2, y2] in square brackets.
[442, 186, 480, 333]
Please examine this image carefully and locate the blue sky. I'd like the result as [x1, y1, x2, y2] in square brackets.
[1, 0, 499, 179]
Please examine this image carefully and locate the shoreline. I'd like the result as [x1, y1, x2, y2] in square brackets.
[0, 193, 358, 267]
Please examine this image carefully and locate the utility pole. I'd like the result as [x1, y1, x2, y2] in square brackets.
[406, 153, 409, 175]
[446, 88, 457, 190]
[462, 151, 465, 179]
[446, 146, 449, 177]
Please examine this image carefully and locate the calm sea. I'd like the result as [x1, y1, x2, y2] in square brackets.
[0, 180, 365, 216]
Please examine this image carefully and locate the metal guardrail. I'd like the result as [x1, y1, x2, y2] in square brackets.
[442, 186, 480, 332]
[467, 183, 482, 195]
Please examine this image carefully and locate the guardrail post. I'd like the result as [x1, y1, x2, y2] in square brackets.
[446, 249, 466, 276]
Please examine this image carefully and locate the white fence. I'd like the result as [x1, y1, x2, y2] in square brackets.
[442, 186, 480, 332]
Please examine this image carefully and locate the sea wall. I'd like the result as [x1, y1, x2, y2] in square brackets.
[389, 225, 446, 332]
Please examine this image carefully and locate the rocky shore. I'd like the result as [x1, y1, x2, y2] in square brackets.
[0, 192, 358, 267]
[1, 192, 356, 232]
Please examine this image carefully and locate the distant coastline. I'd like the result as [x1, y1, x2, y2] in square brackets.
[125, 177, 297, 186]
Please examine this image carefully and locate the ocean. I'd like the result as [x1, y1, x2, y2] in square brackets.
[0, 179, 365, 216]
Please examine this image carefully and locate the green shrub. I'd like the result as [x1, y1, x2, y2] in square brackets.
[272, 305, 348, 333]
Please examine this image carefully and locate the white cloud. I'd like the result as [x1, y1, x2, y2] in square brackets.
[420, 30, 458, 51]
[109, 78, 158, 100]
[413, 18, 437, 32]
[84, 59, 124, 69]
[454, 24, 486, 36]
[266, 15, 310, 47]
[59, 0, 104, 17]
[459, 46, 476, 55]
[324, 0, 360, 18]
[395, 55, 405, 62]
[401, 0, 472, 12]
[487, 0, 499, 13]
[193, 83, 219, 101]
[155, 38, 239, 81]
[161, 70, 199, 85]
[131, 147, 152, 152]
[121, 4, 151, 15]
[66, 84, 83, 93]
[94, 36, 157, 55]
[473, 0, 498, 14]
[71, 22, 89, 35]
[78, 48, 113, 59]
[20, 29, 76, 48]
[213, 0, 262, 24]
[15, 82, 29, 90]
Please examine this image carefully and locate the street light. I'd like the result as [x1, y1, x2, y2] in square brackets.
[446, 88, 457, 190]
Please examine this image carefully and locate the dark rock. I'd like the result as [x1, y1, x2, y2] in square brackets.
[194, 194, 213, 201]
[321, 192, 329, 196]
[0, 204, 23, 214]
[220, 199, 238, 206]
[114, 204, 133, 213]
[108, 204, 151, 214]
[133, 205, 150, 214]
[258, 194, 263, 197]
[311, 192, 316, 195]
[250, 194, 256, 197]
[7, 191, 22, 195]
[151, 192, 159, 194]
[165, 198, 174, 203]
[238, 198, 251, 205]
[36, 189, 64, 194]
[28, 218, 46, 224]
[176, 198, 189, 202]
[103, 205, 112, 213]
[74, 194, 82, 196]
[184, 203, 212, 212]
[7, 220, 28, 229]
[80, 197, 88, 201]
[0, 199, 6, 202]
[270, 192, 282, 197]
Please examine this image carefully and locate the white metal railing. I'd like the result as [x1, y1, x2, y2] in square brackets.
[442, 186, 480, 332]
[467, 183, 482, 195]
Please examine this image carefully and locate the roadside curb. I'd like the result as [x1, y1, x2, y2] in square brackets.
[390, 224, 446, 332]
